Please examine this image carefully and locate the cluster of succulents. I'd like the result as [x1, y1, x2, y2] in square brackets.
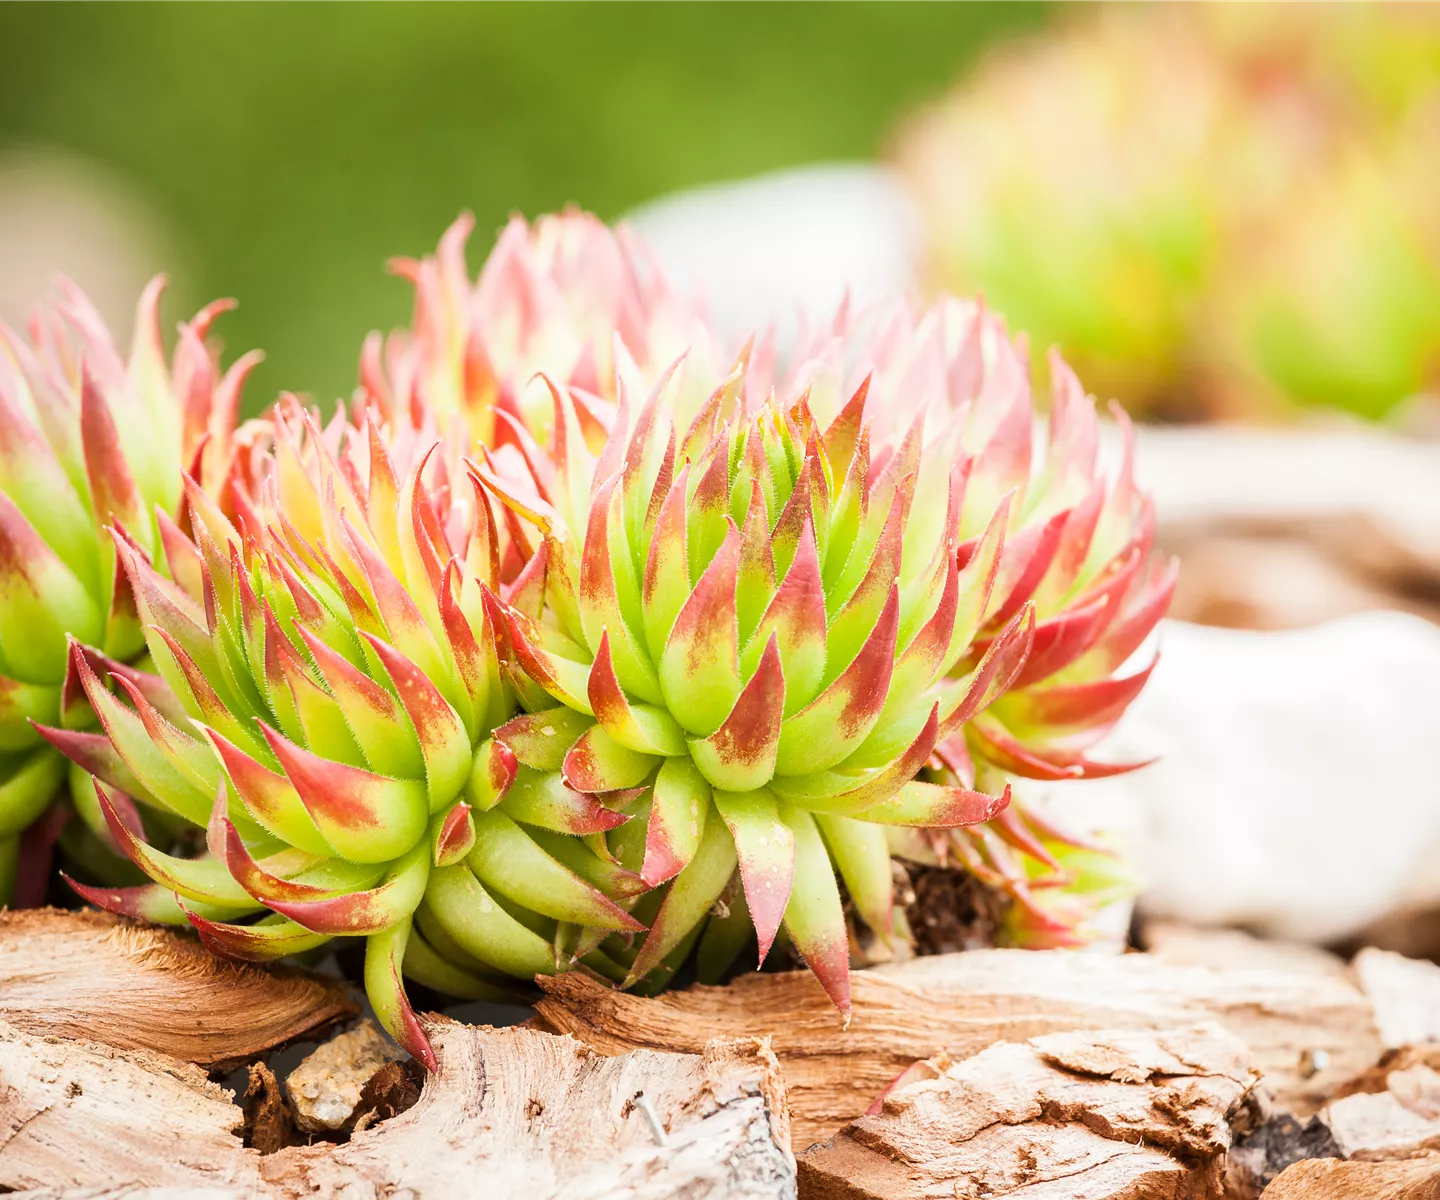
[894, 4, 1440, 422]
[2, 209, 1168, 1064]
[0, 279, 259, 905]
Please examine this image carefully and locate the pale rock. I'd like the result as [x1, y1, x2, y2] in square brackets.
[1027, 612, 1440, 944]
[627, 163, 921, 352]
[1353, 949, 1440, 1049]
[284, 1019, 402, 1134]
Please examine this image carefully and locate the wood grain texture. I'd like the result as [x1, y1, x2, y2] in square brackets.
[0, 908, 356, 1067]
[534, 948, 1382, 1149]
[1261, 1155, 1440, 1199]
[0, 1018, 796, 1199]
[797, 1023, 1259, 1200]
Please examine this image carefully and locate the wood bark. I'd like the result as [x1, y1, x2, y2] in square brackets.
[0, 908, 356, 1067]
[797, 1023, 1260, 1200]
[1261, 1155, 1440, 1199]
[534, 947, 1382, 1149]
[0, 1017, 796, 1199]
[1353, 948, 1440, 1049]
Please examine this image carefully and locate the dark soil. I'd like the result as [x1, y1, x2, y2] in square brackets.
[900, 863, 1006, 955]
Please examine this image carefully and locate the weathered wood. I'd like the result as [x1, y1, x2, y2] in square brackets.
[0, 908, 356, 1067]
[1261, 1155, 1440, 1199]
[534, 948, 1382, 1148]
[0, 1017, 796, 1199]
[261, 1021, 795, 1199]
[1230, 1043, 1440, 1195]
[1322, 1064, 1440, 1163]
[797, 1024, 1259, 1200]
[0, 1017, 256, 1193]
[1353, 948, 1440, 1049]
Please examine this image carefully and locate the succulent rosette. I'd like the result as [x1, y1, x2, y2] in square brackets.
[0, 279, 257, 902]
[359, 209, 719, 448]
[473, 342, 1095, 1015]
[47, 397, 671, 1064]
[895, 4, 1440, 420]
[784, 298, 1174, 946]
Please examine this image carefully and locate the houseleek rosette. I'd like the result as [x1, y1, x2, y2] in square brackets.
[473, 363, 1033, 1016]
[360, 209, 718, 447]
[784, 298, 1174, 946]
[49, 399, 644, 1065]
[0, 279, 257, 901]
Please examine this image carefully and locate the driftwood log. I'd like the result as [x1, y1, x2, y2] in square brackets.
[0, 908, 356, 1066]
[0, 1017, 795, 1199]
[798, 1023, 1261, 1199]
[535, 947, 1381, 1149]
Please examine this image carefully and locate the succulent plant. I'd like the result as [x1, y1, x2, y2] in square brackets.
[471, 287, 1169, 1012]
[48, 211, 1169, 1058]
[0, 279, 257, 903]
[894, 4, 1440, 420]
[50, 397, 662, 1065]
[781, 298, 1173, 946]
[359, 209, 718, 446]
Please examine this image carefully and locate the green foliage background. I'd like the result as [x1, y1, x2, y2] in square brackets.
[0, 2, 1044, 412]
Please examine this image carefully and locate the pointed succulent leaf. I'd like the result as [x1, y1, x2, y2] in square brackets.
[641, 754, 711, 887]
[562, 723, 657, 793]
[259, 724, 429, 864]
[711, 787, 794, 965]
[501, 765, 629, 834]
[365, 920, 437, 1072]
[688, 633, 785, 791]
[468, 808, 643, 931]
[265, 840, 430, 934]
[779, 803, 850, 1016]
[658, 523, 742, 735]
[586, 631, 686, 755]
[463, 736, 518, 811]
[625, 813, 737, 986]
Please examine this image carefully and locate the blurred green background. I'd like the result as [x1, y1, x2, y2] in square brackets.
[0, 2, 1044, 412]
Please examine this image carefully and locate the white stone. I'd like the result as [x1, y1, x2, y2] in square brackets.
[627, 162, 921, 352]
[1033, 612, 1440, 944]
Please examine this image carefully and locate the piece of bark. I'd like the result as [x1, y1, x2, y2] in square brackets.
[0, 908, 356, 1067]
[350, 1057, 425, 1133]
[284, 1019, 403, 1134]
[798, 1023, 1259, 1200]
[0, 1017, 795, 1198]
[262, 1021, 794, 1198]
[1261, 1155, 1440, 1199]
[1230, 1051, 1440, 1194]
[1323, 1068, 1440, 1162]
[1335, 1046, 1440, 1104]
[1353, 948, 1440, 1049]
[534, 948, 1380, 1149]
[0, 1016, 258, 1192]
[243, 1062, 297, 1154]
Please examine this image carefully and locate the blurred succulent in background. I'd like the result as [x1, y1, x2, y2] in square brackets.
[0, 279, 257, 904]
[358, 209, 720, 448]
[895, 4, 1440, 422]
